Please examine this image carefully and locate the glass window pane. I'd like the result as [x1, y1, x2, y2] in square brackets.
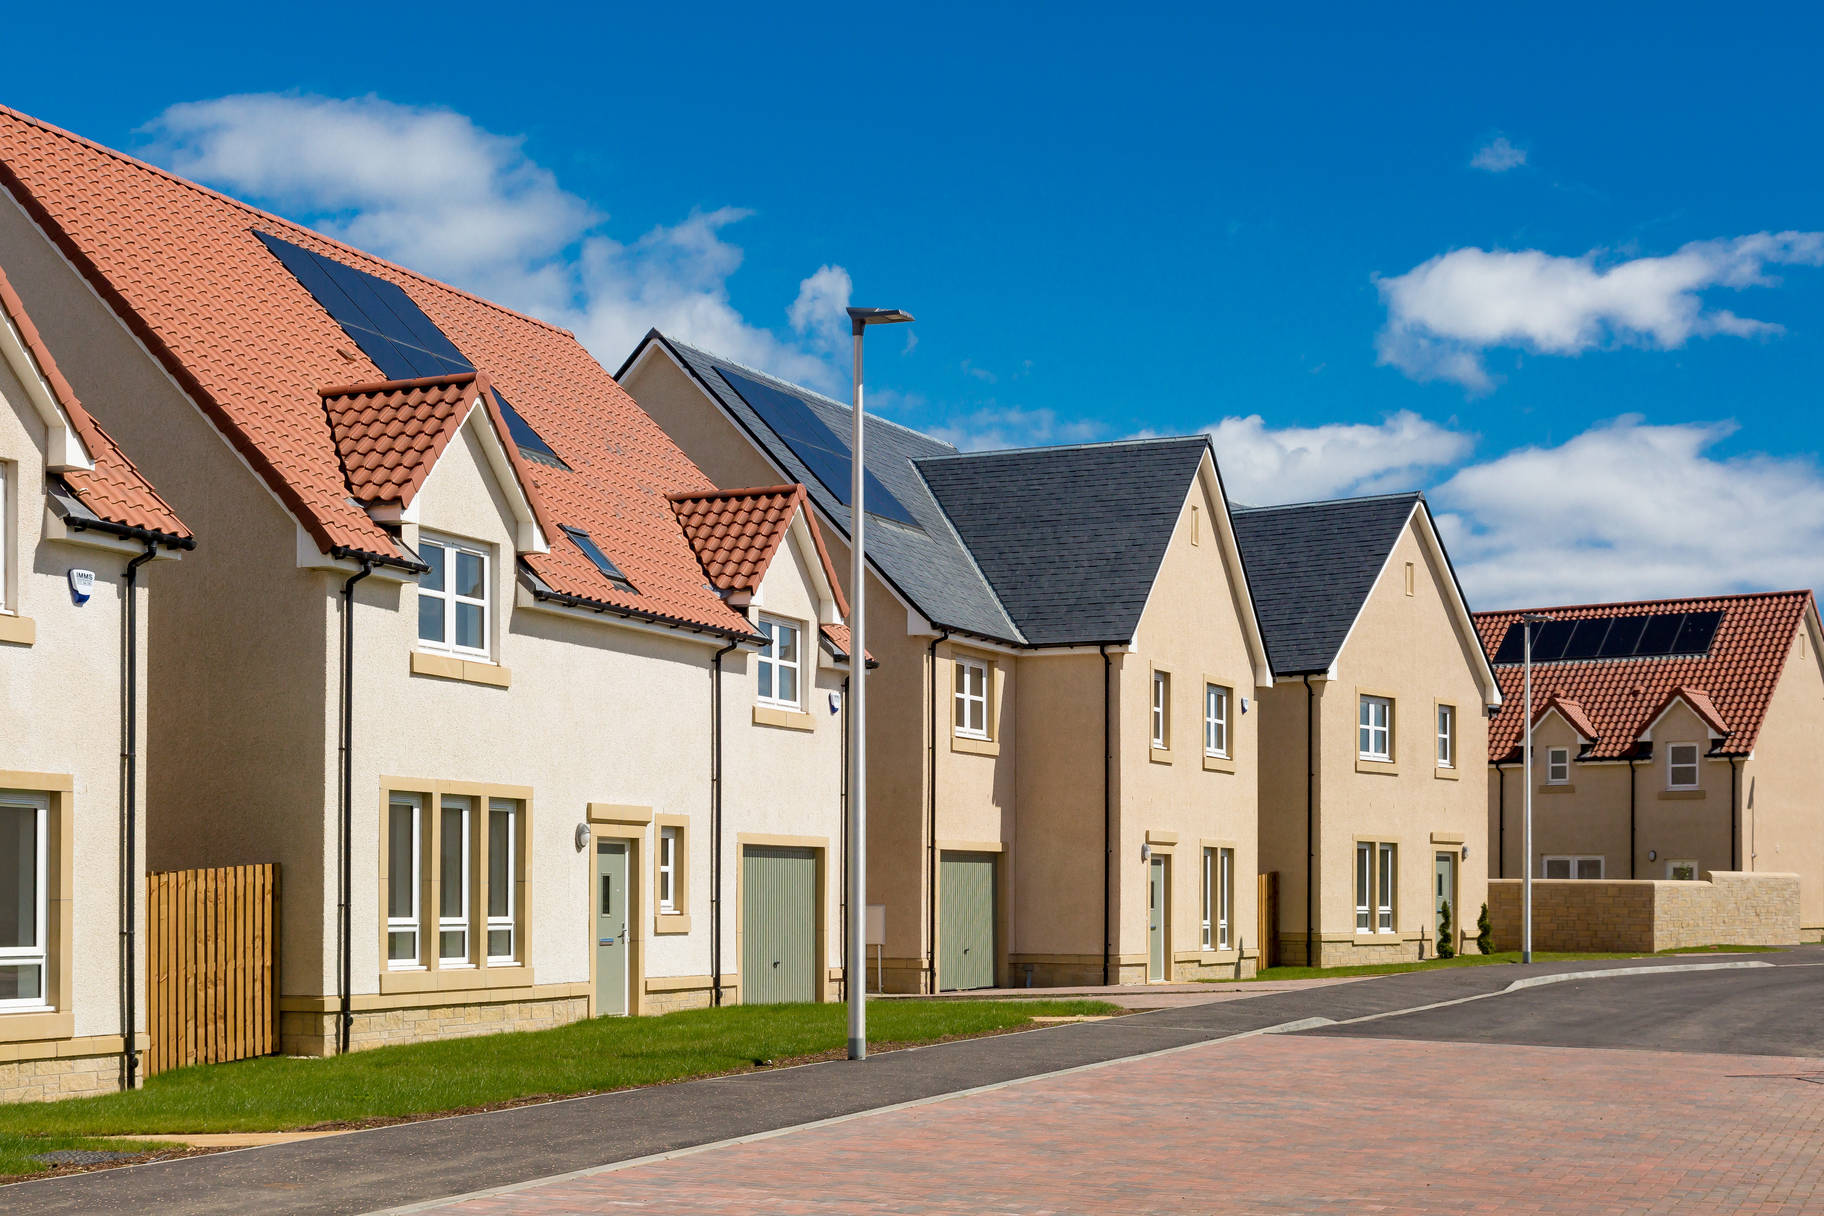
[488, 809, 512, 919]
[1545, 858, 1570, 879]
[455, 602, 483, 650]
[388, 930, 416, 961]
[440, 929, 466, 959]
[487, 928, 513, 957]
[455, 550, 484, 598]
[420, 542, 446, 592]
[418, 593, 445, 643]
[777, 667, 797, 705]
[441, 805, 466, 918]
[777, 625, 797, 664]
[388, 804, 415, 920]
[758, 663, 774, 701]
[1578, 858, 1604, 880]
[0, 963, 42, 1001]
[0, 806, 38, 950]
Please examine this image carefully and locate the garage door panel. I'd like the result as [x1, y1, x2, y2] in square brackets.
[742, 846, 818, 1004]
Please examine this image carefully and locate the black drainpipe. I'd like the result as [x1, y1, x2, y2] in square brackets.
[121, 540, 157, 1089]
[1730, 756, 1742, 871]
[1495, 761, 1506, 879]
[838, 673, 851, 997]
[337, 560, 373, 1055]
[1303, 676, 1317, 968]
[1628, 756, 1639, 878]
[1101, 644, 1113, 986]
[926, 630, 949, 993]
[709, 639, 737, 1006]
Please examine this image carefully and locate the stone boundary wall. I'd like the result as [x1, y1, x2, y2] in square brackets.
[1488, 871, 1800, 953]
[281, 993, 588, 1057]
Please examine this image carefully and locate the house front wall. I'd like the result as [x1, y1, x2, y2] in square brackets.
[0, 352, 150, 1098]
[1112, 468, 1261, 983]
[1742, 622, 1824, 935]
[1313, 520, 1490, 965]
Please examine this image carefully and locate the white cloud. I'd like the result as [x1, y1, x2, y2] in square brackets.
[1376, 232, 1824, 391]
[1470, 135, 1527, 173]
[1434, 416, 1824, 606]
[928, 404, 1105, 452]
[1205, 411, 1473, 505]
[143, 93, 848, 390]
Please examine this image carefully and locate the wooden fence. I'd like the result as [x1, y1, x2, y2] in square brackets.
[146, 863, 279, 1076]
[1257, 871, 1279, 970]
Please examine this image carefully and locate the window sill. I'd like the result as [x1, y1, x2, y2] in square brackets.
[379, 964, 534, 995]
[1659, 788, 1707, 800]
[410, 650, 511, 688]
[1434, 765, 1460, 781]
[1149, 746, 1174, 765]
[752, 705, 814, 731]
[0, 615, 35, 647]
[653, 913, 692, 935]
[1355, 757, 1398, 775]
[951, 733, 999, 757]
[1540, 783, 1576, 795]
[1202, 753, 1235, 773]
[0, 1010, 74, 1042]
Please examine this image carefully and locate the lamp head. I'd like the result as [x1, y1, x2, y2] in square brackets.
[848, 306, 915, 334]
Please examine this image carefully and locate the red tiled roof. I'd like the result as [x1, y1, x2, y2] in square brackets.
[1646, 685, 1731, 739]
[1475, 591, 1816, 760]
[0, 260, 189, 544]
[669, 484, 850, 618]
[820, 622, 870, 665]
[321, 373, 483, 507]
[1535, 695, 1598, 742]
[0, 105, 747, 635]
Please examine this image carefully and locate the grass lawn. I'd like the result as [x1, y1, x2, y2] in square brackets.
[1206, 944, 1779, 984]
[0, 998, 1115, 1180]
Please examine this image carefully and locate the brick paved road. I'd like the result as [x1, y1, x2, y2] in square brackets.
[433, 1034, 1824, 1215]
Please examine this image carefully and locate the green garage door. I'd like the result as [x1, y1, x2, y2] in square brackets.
[939, 851, 997, 991]
[741, 846, 818, 1004]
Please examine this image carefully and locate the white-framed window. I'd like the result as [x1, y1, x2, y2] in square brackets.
[1358, 695, 1392, 761]
[1204, 684, 1231, 758]
[1376, 843, 1395, 932]
[1201, 849, 1213, 949]
[1355, 842, 1373, 933]
[0, 460, 12, 614]
[1217, 847, 1233, 950]
[1546, 747, 1570, 785]
[486, 799, 517, 962]
[1436, 704, 1455, 769]
[0, 792, 49, 1009]
[1542, 855, 1604, 880]
[386, 794, 423, 969]
[1666, 858, 1699, 881]
[657, 825, 680, 913]
[438, 795, 472, 965]
[1152, 671, 1171, 749]
[954, 658, 989, 739]
[1666, 743, 1700, 790]
[757, 616, 801, 709]
[417, 535, 490, 658]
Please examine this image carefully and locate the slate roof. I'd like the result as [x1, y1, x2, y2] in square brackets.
[669, 483, 849, 616]
[1474, 591, 1816, 760]
[633, 334, 1023, 643]
[0, 105, 751, 638]
[1230, 493, 1422, 674]
[0, 259, 190, 545]
[915, 437, 1213, 646]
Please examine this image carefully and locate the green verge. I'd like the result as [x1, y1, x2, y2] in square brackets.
[0, 998, 1115, 1179]
[1204, 944, 1780, 983]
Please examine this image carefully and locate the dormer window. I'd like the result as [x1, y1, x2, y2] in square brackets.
[418, 534, 490, 659]
[1545, 747, 1570, 785]
[1667, 743, 1700, 790]
[757, 616, 801, 709]
[954, 659, 990, 740]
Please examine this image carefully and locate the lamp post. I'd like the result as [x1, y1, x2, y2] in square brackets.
[1520, 612, 1552, 964]
[845, 305, 913, 1062]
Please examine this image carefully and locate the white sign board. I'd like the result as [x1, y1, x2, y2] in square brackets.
[865, 904, 886, 947]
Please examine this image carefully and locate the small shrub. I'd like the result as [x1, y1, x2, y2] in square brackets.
[1476, 902, 1493, 955]
[1436, 899, 1455, 959]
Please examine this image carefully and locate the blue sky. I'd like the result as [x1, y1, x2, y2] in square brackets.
[8, 3, 1824, 605]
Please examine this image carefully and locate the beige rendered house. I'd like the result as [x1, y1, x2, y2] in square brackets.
[0, 262, 192, 1097]
[1234, 494, 1500, 965]
[620, 335, 1274, 987]
[1475, 592, 1824, 937]
[0, 106, 852, 1055]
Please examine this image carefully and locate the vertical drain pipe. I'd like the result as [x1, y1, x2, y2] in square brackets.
[1303, 676, 1316, 969]
[1730, 757, 1742, 871]
[1496, 762, 1506, 879]
[709, 640, 737, 1006]
[337, 560, 372, 1055]
[121, 540, 157, 1089]
[926, 630, 949, 993]
[838, 673, 851, 995]
[1101, 644, 1113, 986]
[1628, 757, 1639, 878]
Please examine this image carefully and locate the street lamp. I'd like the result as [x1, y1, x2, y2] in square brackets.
[846, 305, 913, 1062]
[1520, 612, 1553, 964]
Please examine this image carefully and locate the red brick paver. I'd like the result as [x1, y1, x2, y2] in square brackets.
[435, 1035, 1824, 1214]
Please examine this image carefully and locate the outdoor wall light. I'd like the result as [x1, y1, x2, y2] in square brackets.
[1140, 842, 1152, 862]
[1461, 845, 1470, 861]
[575, 822, 591, 852]
[1648, 849, 1658, 862]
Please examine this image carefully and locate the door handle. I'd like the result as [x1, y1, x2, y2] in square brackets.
[772, 960, 781, 968]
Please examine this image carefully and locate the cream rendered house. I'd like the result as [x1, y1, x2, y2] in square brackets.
[1476, 592, 1824, 938]
[0, 106, 850, 1055]
[1235, 494, 1500, 965]
[0, 263, 192, 1097]
[620, 335, 1274, 987]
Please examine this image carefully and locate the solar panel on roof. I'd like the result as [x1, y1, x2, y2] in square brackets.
[1528, 619, 1574, 662]
[1596, 614, 1650, 658]
[1492, 608, 1726, 666]
[713, 366, 920, 528]
[1673, 610, 1723, 655]
[560, 525, 636, 593]
[1637, 613, 1683, 655]
[1562, 618, 1611, 661]
[257, 231, 567, 467]
[1491, 625, 1528, 665]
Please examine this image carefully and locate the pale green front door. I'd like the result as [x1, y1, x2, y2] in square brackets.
[1434, 852, 1456, 952]
[595, 840, 629, 1016]
[938, 852, 997, 991]
[742, 846, 818, 1004]
[1148, 857, 1167, 981]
